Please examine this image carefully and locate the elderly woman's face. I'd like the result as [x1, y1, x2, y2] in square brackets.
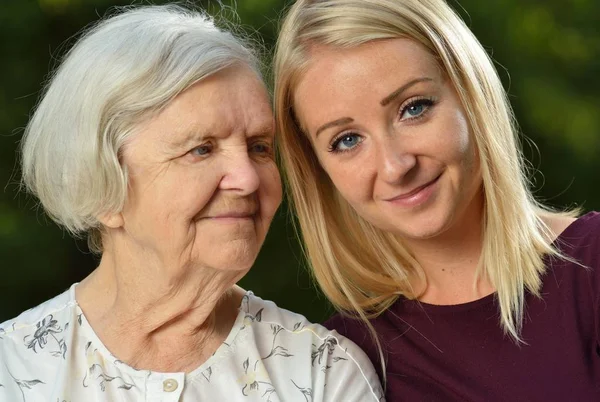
[293, 39, 482, 241]
[117, 66, 281, 272]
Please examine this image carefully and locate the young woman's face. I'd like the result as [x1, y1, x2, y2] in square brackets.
[293, 38, 482, 241]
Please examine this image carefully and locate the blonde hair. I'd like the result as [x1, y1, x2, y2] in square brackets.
[21, 4, 261, 253]
[274, 0, 573, 343]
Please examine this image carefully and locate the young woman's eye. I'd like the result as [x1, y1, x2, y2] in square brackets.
[328, 133, 363, 153]
[399, 97, 435, 121]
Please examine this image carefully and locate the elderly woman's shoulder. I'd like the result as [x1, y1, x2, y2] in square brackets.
[0, 285, 75, 347]
[237, 290, 384, 400]
[239, 290, 368, 352]
[0, 285, 75, 389]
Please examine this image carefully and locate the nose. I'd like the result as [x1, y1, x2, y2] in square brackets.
[377, 137, 417, 184]
[219, 151, 261, 195]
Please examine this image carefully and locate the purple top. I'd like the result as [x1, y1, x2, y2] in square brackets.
[325, 212, 600, 401]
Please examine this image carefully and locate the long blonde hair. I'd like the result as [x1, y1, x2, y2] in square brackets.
[274, 0, 572, 342]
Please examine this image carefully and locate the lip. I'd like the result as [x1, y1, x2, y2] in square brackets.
[205, 212, 256, 220]
[384, 174, 442, 207]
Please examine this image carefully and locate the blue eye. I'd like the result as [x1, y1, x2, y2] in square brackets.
[250, 142, 270, 154]
[190, 144, 212, 156]
[249, 142, 274, 159]
[400, 98, 435, 120]
[329, 133, 363, 153]
[407, 104, 424, 116]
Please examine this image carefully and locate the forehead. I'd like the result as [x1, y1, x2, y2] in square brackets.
[304, 38, 440, 84]
[172, 66, 272, 131]
[293, 39, 442, 117]
[133, 66, 273, 148]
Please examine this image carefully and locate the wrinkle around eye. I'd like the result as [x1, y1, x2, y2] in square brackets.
[190, 144, 212, 156]
[183, 141, 214, 160]
[248, 134, 276, 160]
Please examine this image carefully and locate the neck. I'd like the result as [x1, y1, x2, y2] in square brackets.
[76, 237, 245, 372]
[406, 193, 493, 305]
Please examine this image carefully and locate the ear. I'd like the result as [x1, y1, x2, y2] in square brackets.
[97, 211, 124, 229]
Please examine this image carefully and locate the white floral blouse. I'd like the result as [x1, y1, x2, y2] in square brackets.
[0, 284, 384, 401]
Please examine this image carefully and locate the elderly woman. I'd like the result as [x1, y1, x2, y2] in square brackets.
[0, 5, 383, 401]
[274, 0, 600, 400]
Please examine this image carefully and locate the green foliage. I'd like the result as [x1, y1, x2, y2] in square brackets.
[1, 0, 598, 323]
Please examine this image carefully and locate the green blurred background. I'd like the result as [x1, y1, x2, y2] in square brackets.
[1, 0, 599, 323]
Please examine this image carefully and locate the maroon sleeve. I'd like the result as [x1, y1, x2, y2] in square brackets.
[584, 213, 600, 352]
[559, 212, 600, 357]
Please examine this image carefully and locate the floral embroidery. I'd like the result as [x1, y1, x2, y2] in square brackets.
[202, 367, 213, 382]
[83, 364, 135, 392]
[13, 378, 44, 401]
[240, 294, 265, 330]
[262, 325, 294, 360]
[22, 314, 68, 359]
[311, 337, 337, 366]
[238, 358, 277, 400]
[83, 343, 135, 392]
[3, 363, 45, 402]
[0, 289, 383, 400]
[311, 336, 348, 373]
[291, 379, 313, 402]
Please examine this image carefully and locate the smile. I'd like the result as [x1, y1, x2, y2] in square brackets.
[202, 211, 256, 222]
[384, 173, 442, 207]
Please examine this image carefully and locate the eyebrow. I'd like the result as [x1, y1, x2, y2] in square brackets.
[315, 117, 354, 137]
[380, 77, 434, 106]
[168, 130, 207, 151]
[313, 77, 434, 137]
[168, 122, 275, 151]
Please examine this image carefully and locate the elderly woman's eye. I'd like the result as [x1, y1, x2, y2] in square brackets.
[190, 144, 213, 157]
[249, 141, 273, 155]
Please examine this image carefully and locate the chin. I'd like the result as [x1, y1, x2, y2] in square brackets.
[403, 226, 447, 241]
[195, 234, 263, 268]
[202, 258, 255, 274]
[214, 250, 259, 272]
[386, 210, 454, 241]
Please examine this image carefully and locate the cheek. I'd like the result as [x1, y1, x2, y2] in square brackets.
[155, 166, 220, 222]
[122, 164, 168, 216]
[182, 170, 222, 216]
[437, 109, 473, 165]
[320, 159, 373, 206]
[440, 112, 481, 195]
[316, 145, 374, 194]
[455, 113, 472, 157]
[454, 119, 479, 176]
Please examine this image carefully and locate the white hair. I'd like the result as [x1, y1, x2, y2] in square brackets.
[21, 4, 261, 252]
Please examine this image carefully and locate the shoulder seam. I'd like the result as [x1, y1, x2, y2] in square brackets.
[256, 319, 382, 400]
[0, 299, 77, 337]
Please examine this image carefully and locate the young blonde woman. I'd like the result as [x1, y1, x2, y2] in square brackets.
[274, 0, 600, 400]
